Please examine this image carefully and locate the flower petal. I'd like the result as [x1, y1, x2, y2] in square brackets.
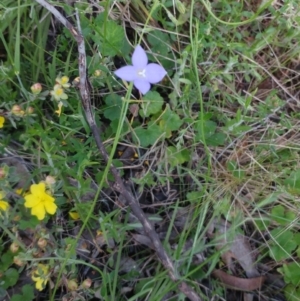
[0, 201, 9, 211]
[44, 200, 57, 215]
[69, 211, 80, 220]
[31, 203, 46, 220]
[132, 45, 148, 69]
[24, 195, 41, 208]
[35, 278, 44, 291]
[43, 193, 55, 203]
[133, 79, 151, 95]
[0, 116, 5, 128]
[114, 66, 137, 81]
[30, 183, 46, 196]
[145, 63, 167, 84]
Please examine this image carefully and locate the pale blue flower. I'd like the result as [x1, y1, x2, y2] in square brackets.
[114, 45, 167, 95]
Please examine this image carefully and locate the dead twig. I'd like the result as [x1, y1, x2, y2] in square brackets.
[34, 1, 202, 300]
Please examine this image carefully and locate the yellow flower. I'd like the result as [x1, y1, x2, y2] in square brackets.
[15, 188, 25, 195]
[56, 76, 71, 88]
[0, 116, 5, 128]
[50, 84, 68, 101]
[0, 200, 9, 212]
[24, 182, 57, 220]
[69, 211, 80, 220]
[32, 264, 50, 291]
[55, 101, 63, 116]
[0, 191, 9, 212]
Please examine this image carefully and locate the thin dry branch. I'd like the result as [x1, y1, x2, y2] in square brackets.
[34, 1, 202, 300]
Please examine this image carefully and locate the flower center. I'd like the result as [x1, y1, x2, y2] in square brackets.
[56, 88, 63, 96]
[137, 69, 146, 78]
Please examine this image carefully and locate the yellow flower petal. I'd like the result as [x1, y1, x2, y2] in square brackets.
[43, 193, 55, 203]
[56, 76, 71, 88]
[30, 183, 46, 196]
[15, 188, 24, 195]
[35, 278, 45, 291]
[24, 194, 41, 208]
[0, 200, 9, 211]
[55, 102, 63, 116]
[0, 116, 5, 128]
[69, 211, 80, 220]
[31, 202, 46, 220]
[0, 191, 5, 199]
[50, 84, 68, 101]
[44, 200, 57, 215]
[32, 264, 49, 291]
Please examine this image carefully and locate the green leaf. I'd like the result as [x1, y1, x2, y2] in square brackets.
[109, 119, 129, 134]
[271, 205, 296, 226]
[21, 284, 34, 300]
[103, 94, 123, 121]
[147, 30, 171, 66]
[206, 132, 226, 146]
[135, 124, 163, 147]
[284, 170, 300, 194]
[3, 268, 19, 289]
[280, 262, 300, 286]
[271, 205, 286, 225]
[167, 146, 191, 167]
[294, 233, 300, 245]
[195, 120, 225, 146]
[284, 284, 300, 301]
[140, 91, 164, 117]
[11, 285, 34, 301]
[186, 191, 200, 202]
[148, 31, 170, 47]
[195, 120, 216, 143]
[94, 21, 125, 56]
[269, 229, 297, 261]
[159, 105, 183, 137]
[0, 251, 14, 272]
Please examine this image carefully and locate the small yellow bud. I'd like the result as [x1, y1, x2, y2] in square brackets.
[11, 105, 21, 113]
[11, 105, 25, 116]
[0, 168, 6, 179]
[94, 70, 101, 77]
[31, 83, 42, 94]
[67, 279, 78, 291]
[32, 250, 43, 258]
[0, 116, 4, 128]
[13, 215, 21, 221]
[26, 106, 34, 114]
[37, 238, 47, 249]
[72, 77, 80, 87]
[81, 278, 92, 289]
[10, 242, 19, 253]
[13, 257, 25, 267]
[45, 176, 56, 186]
